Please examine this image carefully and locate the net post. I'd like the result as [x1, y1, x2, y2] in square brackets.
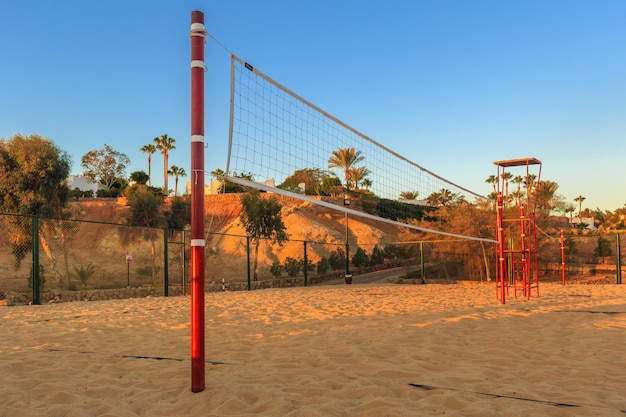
[190, 10, 206, 393]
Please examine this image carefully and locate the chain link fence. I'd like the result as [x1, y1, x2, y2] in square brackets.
[0, 213, 184, 304]
[2, 212, 623, 305]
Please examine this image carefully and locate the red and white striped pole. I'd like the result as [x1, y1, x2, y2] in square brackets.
[190, 10, 206, 393]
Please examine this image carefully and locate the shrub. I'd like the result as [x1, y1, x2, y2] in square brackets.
[369, 245, 385, 266]
[270, 261, 283, 277]
[316, 257, 329, 275]
[328, 247, 346, 271]
[594, 237, 612, 257]
[283, 257, 301, 277]
[351, 247, 369, 268]
[73, 262, 95, 286]
[28, 265, 45, 291]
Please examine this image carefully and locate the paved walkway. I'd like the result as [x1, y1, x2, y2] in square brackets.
[316, 266, 414, 286]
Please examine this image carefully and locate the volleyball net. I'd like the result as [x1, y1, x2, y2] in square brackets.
[225, 54, 493, 242]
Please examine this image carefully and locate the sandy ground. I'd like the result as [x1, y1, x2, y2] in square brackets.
[1, 282, 626, 417]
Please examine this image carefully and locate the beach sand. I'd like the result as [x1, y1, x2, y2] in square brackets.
[1, 282, 625, 416]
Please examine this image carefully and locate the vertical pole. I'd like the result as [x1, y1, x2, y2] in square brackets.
[616, 234, 622, 285]
[164, 228, 169, 297]
[345, 212, 351, 283]
[32, 216, 41, 305]
[496, 193, 506, 304]
[420, 241, 425, 284]
[246, 236, 251, 291]
[127, 262, 130, 288]
[190, 10, 206, 393]
[560, 229, 566, 285]
[182, 230, 186, 295]
[303, 241, 308, 287]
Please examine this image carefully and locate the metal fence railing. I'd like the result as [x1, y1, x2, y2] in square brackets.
[2, 212, 623, 305]
[0, 213, 184, 304]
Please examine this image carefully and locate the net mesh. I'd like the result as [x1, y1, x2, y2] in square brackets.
[225, 54, 492, 242]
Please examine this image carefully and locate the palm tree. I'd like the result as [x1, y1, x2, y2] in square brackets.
[168, 165, 187, 197]
[426, 188, 461, 207]
[348, 166, 371, 190]
[153, 134, 176, 195]
[210, 168, 225, 181]
[501, 172, 513, 201]
[511, 175, 523, 205]
[361, 178, 372, 190]
[328, 148, 365, 190]
[485, 175, 498, 194]
[574, 195, 586, 218]
[523, 174, 537, 202]
[536, 180, 559, 211]
[140, 144, 156, 186]
[400, 191, 419, 201]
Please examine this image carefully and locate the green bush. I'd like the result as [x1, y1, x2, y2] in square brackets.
[73, 262, 95, 286]
[351, 247, 369, 268]
[328, 247, 346, 271]
[284, 257, 301, 277]
[28, 265, 45, 291]
[369, 245, 385, 266]
[270, 261, 283, 277]
[316, 257, 329, 275]
[594, 237, 612, 257]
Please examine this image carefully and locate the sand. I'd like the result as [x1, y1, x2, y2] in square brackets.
[1, 282, 625, 417]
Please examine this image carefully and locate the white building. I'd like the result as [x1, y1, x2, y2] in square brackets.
[66, 175, 101, 194]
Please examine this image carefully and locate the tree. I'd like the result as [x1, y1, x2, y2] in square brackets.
[125, 185, 164, 228]
[400, 191, 419, 201]
[316, 257, 330, 274]
[140, 143, 156, 186]
[153, 134, 176, 195]
[485, 175, 497, 194]
[593, 237, 612, 257]
[564, 204, 576, 222]
[369, 245, 385, 266]
[130, 170, 149, 185]
[124, 185, 165, 284]
[426, 189, 463, 207]
[512, 175, 524, 206]
[0, 134, 71, 267]
[351, 247, 369, 267]
[574, 195, 586, 218]
[328, 247, 346, 270]
[240, 191, 288, 281]
[283, 257, 301, 277]
[168, 165, 187, 197]
[81, 144, 130, 191]
[165, 196, 191, 230]
[501, 171, 513, 201]
[328, 148, 365, 190]
[278, 168, 334, 195]
[536, 180, 559, 212]
[523, 174, 537, 197]
[348, 166, 371, 190]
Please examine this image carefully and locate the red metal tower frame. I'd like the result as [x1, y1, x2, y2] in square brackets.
[494, 158, 542, 304]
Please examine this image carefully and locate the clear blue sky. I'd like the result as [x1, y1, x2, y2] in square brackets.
[1, 0, 625, 211]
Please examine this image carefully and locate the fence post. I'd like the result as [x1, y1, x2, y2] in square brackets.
[246, 236, 251, 291]
[617, 234, 622, 285]
[303, 241, 308, 287]
[420, 241, 425, 284]
[560, 229, 566, 285]
[164, 228, 169, 297]
[32, 215, 41, 305]
[182, 230, 187, 295]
